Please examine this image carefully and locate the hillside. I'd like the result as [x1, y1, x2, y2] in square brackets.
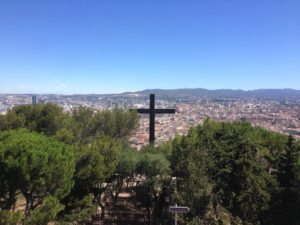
[123, 88, 300, 100]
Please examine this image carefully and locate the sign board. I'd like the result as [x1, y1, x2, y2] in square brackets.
[169, 206, 190, 213]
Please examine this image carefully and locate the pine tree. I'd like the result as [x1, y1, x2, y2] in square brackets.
[272, 136, 300, 225]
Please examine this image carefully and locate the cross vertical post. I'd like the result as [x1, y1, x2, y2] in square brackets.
[149, 94, 155, 143]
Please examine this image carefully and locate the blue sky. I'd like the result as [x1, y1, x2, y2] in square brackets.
[0, 0, 299, 94]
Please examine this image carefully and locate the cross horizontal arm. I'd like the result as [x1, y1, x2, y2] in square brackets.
[154, 109, 176, 114]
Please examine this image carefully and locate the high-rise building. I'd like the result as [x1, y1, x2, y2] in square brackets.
[32, 95, 37, 105]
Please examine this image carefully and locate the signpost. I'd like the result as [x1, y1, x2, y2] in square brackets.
[169, 204, 190, 225]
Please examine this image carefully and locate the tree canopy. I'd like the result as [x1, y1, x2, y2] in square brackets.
[0, 129, 75, 215]
[0, 103, 299, 225]
[169, 119, 300, 225]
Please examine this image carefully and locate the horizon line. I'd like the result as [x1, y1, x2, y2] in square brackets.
[0, 87, 299, 95]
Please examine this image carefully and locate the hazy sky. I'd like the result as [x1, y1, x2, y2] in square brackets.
[0, 0, 299, 94]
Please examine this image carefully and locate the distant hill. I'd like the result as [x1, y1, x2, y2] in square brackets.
[123, 88, 300, 100]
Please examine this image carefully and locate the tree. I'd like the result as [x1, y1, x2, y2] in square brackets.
[60, 136, 121, 222]
[92, 108, 139, 139]
[56, 107, 139, 223]
[134, 147, 171, 225]
[112, 147, 140, 203]
[0, 211, 23, 225]
[170, 134, 213, 220]
[0, 104, 140, 224]
[169, 120, 279, 225]
[269, 136, 300, 225]
[71, 107, 139, 144]
[0, 129, 75, 214]
[0, 103, 70, 136]
[24, 196, 64, 225]
[71, 107, 94, 143]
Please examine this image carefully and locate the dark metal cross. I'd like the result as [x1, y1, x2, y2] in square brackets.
[136, 94, 175, 144]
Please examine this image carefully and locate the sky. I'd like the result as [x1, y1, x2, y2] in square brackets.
[0, 0, 299, 94]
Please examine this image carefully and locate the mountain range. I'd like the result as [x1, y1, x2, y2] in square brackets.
[123, 88, 300, 100]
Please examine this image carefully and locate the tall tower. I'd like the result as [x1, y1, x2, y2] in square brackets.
[32, 95, 37, 105]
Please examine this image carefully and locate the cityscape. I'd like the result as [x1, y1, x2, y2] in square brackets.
[1, 90, 299, 149]
[1, 0, 299, 224]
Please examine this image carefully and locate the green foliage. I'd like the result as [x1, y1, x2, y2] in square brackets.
[70, 107, 94, 143]
[0, 129, 75, 212]
[0, 104, 139, 145]
[0, 104, 140, 224]
[170, 135, 213, 218]
[187, 207, 242, 225]
[267, 135, 300, 225]
[135, 179, 156, 211]
[134, 147, 171, 224]
[58, 107, 138, 222]
[168, 119, 296, 225]
[137, 148, 170, 177]
[54, 128, 75, 145]
[61, 135, 122, 222]
[57, 195, 96, 225]
[24, 196, 64, 225]
[0, 103, 69, 136]
[199, 203, 242, 225]
[187, 216, 202, 225]
[90, 135, 121, 177]
[211, 123, 273, 223]
[156, 140, 174, 156]
[116, 147, 140, 177]
[135, 148, 171, 219]
[74, 145, 106, 192]
[3, 102, 299, 225]
[0, 210, 23, 225]
[71, 107, 138, 143]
